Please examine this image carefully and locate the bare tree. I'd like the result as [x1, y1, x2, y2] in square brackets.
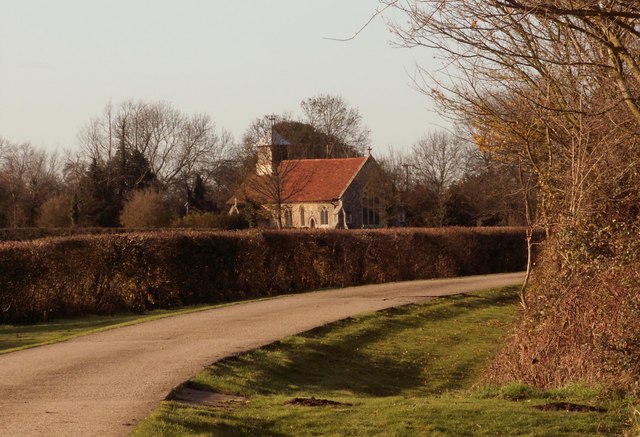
[412, 131, 468, 226]
[79, 100, 231, 190]
[301, 94, 371, 157]
[456, 148, 528, 226]
[386, 0, 640, 230]
[77, 100, 233, 223]
[0, 139, 61, 227]
[237, 116, 312, 228]
[385, 0, 640, 388]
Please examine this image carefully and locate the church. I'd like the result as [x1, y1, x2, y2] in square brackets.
[228, 127, 386, 229]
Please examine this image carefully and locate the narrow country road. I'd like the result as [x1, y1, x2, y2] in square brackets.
[0, 272, 524, 437]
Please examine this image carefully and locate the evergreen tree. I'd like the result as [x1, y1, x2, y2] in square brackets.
[187, 174, 208, 212]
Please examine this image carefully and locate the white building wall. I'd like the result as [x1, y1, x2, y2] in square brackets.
[282, 203, 338, 228]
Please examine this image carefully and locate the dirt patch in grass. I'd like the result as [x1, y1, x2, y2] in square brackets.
[533, 402, 607, 413]
[169, 387, 248, 410]
[286, 397, 352, 407]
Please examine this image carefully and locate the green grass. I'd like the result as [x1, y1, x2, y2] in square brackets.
[0, 304, 229, 354]
[133, 287, 636, 436]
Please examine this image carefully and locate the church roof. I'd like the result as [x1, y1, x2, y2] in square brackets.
[237, 156, 369, 204]
[280, 157, 367, 202]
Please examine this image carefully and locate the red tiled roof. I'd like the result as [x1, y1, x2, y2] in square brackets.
[238, 157, 367, 204]
[282, 157, 367, 202]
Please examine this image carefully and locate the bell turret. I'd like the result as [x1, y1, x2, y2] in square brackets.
[256, 125, 290, 175]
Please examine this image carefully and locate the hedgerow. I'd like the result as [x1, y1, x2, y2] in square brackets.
[0, 227, 531, 324]
[485, 228, 640, 393]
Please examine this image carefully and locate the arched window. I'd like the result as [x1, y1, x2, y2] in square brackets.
[284, 208, 293, 227]
[320, 207, 329, 225]
[362, 194, 380, 227]
[299, 206, 305, 227]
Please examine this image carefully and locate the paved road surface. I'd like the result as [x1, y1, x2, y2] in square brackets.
[0, 272, 524, 436]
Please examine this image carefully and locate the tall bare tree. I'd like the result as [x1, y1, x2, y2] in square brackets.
[385, 0, 640, 388]
[301, 94, 371, 157]
[0, 139, 61, 227]
[78, 100, 232, 224]
[412, 131, 468, 226]
[79, 100, 231, 190]
[385, 0, 640, 228]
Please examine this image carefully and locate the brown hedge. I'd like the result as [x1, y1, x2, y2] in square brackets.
[485, 233, 640, 393]
[0, 227, 531, 324]
[0, 227, 171, 242]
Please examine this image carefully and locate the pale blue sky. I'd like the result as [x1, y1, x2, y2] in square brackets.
[0, 1, 443, 154]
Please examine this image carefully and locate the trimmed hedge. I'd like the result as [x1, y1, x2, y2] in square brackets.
[0, 227, 532, 324]
[0, 227, 145, 242]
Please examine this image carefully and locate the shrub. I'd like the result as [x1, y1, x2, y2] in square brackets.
[119, 189, 171, 228]
[171, 211, 249, 230]
[171, 211, 219, 228]
[36, 194, 71, 228]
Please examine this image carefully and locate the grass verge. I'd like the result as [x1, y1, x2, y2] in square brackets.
[0, 304, 233, 354]
[132, 287, 635, 436]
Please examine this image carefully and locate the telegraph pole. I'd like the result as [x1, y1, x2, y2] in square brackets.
[402, 163, 410, 191]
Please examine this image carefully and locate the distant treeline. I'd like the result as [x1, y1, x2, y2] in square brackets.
[1, 98, 528, 233]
